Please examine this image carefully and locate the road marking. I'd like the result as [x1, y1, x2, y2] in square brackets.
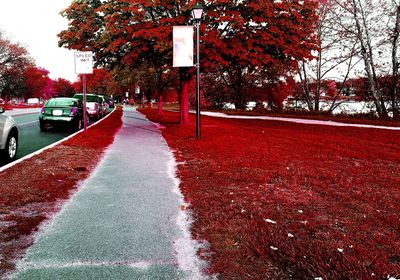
[17, 120, 38, 127]
[6, 110, 40, 117]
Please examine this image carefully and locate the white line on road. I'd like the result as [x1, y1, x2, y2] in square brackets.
[5, 108, 41, 116]
[17, 120, 38, 127]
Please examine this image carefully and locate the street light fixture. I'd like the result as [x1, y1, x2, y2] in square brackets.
[191, 3, 204, 20]
[192, 3, 204, 140]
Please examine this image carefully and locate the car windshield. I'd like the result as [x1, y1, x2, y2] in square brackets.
[46, 99, 77, 107]
[74, 94, 98, 102]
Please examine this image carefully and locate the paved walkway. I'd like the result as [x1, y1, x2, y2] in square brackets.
[12, 107, 205, 280]
[202, 111, 400, 131]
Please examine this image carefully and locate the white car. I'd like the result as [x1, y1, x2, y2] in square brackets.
[0, 107, 19, 161]
[98, 95, 110, 117]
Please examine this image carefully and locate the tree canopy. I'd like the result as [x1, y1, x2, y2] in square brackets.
[0, 32, 33, 98]
[59, 0, 318, 112]
[60, 0, 317, 68]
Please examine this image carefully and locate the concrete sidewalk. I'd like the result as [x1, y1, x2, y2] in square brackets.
[12, 107, 205, 280]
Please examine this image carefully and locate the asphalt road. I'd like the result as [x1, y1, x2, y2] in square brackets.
[0, 112, 73, 167]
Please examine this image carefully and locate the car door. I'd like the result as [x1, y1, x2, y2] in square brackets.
[77, 100, 83, 116]
[0, 112, 7, 148]
[0, 112, 6, 133]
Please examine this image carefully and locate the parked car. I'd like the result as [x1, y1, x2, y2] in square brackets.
[27, 98, 40, 105]
[73, 93, 102, 120]
[39, 97, 84, 131]
[0, 107, 19, 161]
[98, 95, 110, 117]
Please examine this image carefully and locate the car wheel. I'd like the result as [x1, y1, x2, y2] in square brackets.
[39, 120, 47, 131]
[4, 132, 18, 161]
[77, 119, 83, 131]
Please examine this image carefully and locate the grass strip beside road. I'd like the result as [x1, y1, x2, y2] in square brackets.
[0, 108, 123, 278]
[140, 108, 400, 279]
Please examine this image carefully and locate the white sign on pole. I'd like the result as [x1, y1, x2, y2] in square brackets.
[173, 26, 193, 67]
[74, 51, 94, 74]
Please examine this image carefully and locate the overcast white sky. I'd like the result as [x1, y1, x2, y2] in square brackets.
[0, 0, 78, 82]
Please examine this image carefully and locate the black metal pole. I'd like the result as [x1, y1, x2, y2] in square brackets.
[195, 20, 201, 139]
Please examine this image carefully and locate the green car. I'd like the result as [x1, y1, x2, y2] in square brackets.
[39, 97, 85, 131]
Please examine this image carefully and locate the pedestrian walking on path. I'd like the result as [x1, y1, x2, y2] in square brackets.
[12, 107, 206, 280]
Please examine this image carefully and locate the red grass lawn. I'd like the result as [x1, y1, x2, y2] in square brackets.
[140, 108, 400, 279]
[0, 108, 122, 277]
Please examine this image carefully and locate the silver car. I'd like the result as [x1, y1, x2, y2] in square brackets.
[98, 95, 110, 117]
[0, 107, 19, 161]
[73, 93, 102, 120]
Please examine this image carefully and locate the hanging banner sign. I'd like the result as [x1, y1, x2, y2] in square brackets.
[74, 51, 94, 74]
[173, 26, 194, 67]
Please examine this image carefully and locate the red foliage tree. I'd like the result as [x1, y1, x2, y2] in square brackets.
[22, 67, 50, 99]
[41, 79, 55, 100]
[85, 68, 115, 96]
[59, 0, 318, 119]
[245, 77, 295, 111]
[58, 0, 103, 52]
[53, 78, 75, 97]
[71, 68, 122, 99]
[0, 33, 33, 100]
[71, 80, 81, 93]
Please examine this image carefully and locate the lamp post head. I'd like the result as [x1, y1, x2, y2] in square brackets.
[191, 3, 204, 21]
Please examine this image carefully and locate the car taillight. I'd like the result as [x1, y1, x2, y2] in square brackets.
[70, 107, 78, 116]
[40, 107, 45, 114]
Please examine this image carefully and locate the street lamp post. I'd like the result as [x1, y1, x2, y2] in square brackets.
[192, 3, 204, 140]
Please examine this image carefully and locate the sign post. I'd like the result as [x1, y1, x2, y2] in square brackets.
[74, 51, 93, 134]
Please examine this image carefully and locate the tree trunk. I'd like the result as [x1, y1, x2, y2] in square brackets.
[157, 94, 163, 115]
[390, 4, 400, 119]
[352, 0, 386, 118]
[231, 69, 246, 110]
[179, 79, 190, 124]
[315, 22, 323, 112]
[233, 88, 246, 110]
[145, 88, 152, 108]
[298, 61, 314, 111]
[179, 69, 192, 124]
